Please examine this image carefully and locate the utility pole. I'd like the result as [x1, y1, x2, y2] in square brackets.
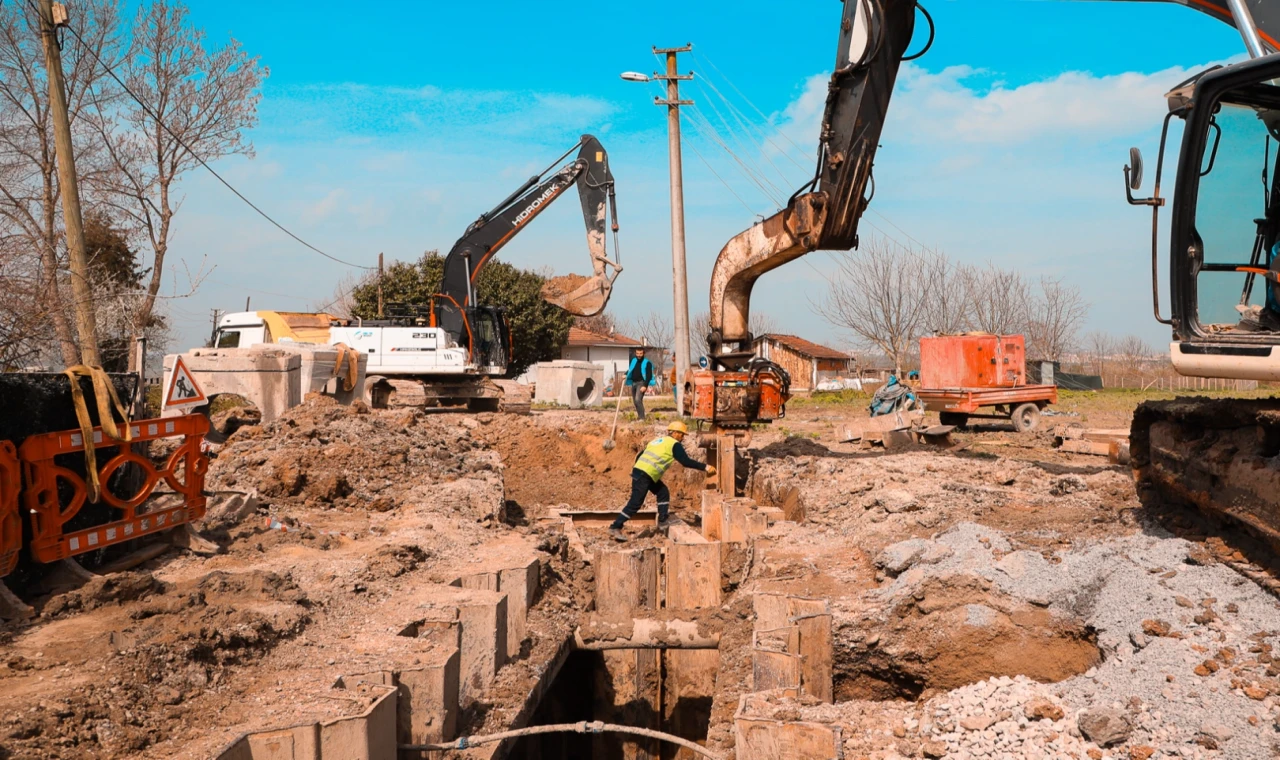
[38, 0, 100, 367]
[654, 44, 694, 414]
[208, 309, 222, 347]
[377, 252, 385, 318]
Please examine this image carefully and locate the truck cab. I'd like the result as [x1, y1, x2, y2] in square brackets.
[213, 312, 270, 348]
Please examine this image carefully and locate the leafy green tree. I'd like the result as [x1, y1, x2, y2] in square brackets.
[350, 251, 574, 377]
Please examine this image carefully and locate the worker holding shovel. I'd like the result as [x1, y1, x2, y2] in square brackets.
[609, 420, 714, 542]
[625, 347, 657, 421]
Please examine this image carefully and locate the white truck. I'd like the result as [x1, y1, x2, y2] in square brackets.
[212, 308, 514, 411]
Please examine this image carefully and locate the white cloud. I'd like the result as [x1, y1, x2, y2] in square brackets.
[302, 189, 346, 223]
[773, 61, 1227, 151]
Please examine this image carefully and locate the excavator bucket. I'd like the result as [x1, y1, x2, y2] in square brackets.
[541, 271, 618, 317]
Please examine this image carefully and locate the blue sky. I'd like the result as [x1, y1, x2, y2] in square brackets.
[161, 0, 1250, 354]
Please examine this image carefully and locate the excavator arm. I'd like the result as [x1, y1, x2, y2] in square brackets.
[707, 0, 918, 365]
[440, 134, 622, 318]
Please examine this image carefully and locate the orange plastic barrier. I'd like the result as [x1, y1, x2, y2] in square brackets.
[0, 441, 20, 577]
[19, 415, 210, 563]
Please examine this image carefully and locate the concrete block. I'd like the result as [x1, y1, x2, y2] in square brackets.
[163, 348, 302, 422]
[532, 360, 604, 408]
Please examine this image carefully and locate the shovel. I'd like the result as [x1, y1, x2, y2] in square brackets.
[603, 391, 624, 451]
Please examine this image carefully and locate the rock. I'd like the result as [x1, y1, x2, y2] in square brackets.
[1024, 696, 1065, 722]
[1077, 707, 1131, 747]
[1141, 619, 1172, 637]
[1185, 544, 1215, 566]
[1129, 631, 1149, 650]
[919, 542, 954, 565]
[875, 489, 920, 514]
[995, 551, 1040, 580]
[1199, 720, 1232, 743]
[960, 714, 996, 732]
[922, 740, 948, 758]
[875, 538, 930, 575]
[1129, 746, 1155, 760]
[1050, 475, 1088, 496]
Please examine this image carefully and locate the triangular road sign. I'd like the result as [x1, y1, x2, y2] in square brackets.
[164, 356, 208, 410]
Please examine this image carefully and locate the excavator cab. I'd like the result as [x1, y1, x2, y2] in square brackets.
[1130, 54, 1280, 380]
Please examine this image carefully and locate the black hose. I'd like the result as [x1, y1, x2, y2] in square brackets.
[903, 2, 935, 62]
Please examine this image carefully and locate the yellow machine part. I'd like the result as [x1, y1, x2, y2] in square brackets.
[256, 311, 336, 344]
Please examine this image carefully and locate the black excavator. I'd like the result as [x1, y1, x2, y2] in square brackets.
[688, 0, 1280, 549]
[352, 135, 622, 411]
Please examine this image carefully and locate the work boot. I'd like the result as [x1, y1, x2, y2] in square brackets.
[609, 527, 628, 542]
[657, 517, 674, 530]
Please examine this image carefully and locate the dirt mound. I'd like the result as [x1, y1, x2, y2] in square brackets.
[42, 571, 168, 617]
[2, 569, 310, 759]
[208, 396, 503, 518]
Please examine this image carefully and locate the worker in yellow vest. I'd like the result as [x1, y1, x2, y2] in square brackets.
[610, 420, 715, 542]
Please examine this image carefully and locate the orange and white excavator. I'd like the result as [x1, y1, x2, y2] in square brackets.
[687, 0, 1280, 546]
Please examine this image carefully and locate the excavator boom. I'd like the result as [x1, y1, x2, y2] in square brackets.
[439, 134, 622, 319]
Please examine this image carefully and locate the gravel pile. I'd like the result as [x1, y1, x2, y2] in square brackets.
[865, 523, 1280, 758]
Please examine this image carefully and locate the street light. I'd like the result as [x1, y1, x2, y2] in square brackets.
[621, 46, 694, 415]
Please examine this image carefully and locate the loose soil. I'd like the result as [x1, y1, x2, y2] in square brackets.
[4, 390, 1280, 759]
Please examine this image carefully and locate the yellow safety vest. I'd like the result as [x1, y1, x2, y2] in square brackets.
[636, 436, 678, 482]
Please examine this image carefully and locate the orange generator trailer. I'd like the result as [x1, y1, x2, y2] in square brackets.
[917, 335, 1057, 432]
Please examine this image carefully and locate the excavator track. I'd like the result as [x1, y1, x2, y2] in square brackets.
[1132, 397, 1280, 593]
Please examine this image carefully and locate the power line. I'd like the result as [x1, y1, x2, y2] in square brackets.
[59, 17, 374, 271]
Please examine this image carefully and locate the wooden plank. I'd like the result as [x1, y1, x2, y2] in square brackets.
[795, 613, 833, 703]
[735, 718, 842, 760]
[722, 498, 755, 544]
[596, 547, 661, 618]
[751, 649, 800, 694]
[667, 541, 721, 610]
[1061, 439, 1111, 456]
[701, 491, 724, 541]
[753, 593, 791, 632]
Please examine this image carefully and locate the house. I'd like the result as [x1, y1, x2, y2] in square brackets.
[560, 327, 644, 390]
[751, 334, 857, 392]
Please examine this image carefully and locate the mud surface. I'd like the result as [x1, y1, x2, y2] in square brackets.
[6, 395, 1280, 759]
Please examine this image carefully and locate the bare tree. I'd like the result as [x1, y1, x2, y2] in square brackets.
[0, 0, 127, 367]
[1084, 331, 1115, 377]
[920, 249, 971, 336]
[574, 310, 617, 336]
[90, 1, 266, 369]
[1025, 276, 1088, 362]
[692, 309, 777, 359]
[1116, 335, 1152, 380]
[627, 310, 674, 376]
[963, 263, 1030, 336]
[813, 237, 928, 375]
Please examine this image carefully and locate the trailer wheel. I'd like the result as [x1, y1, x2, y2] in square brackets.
[939, 412, 969, 428]
[1011, 403, 1041, 433]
